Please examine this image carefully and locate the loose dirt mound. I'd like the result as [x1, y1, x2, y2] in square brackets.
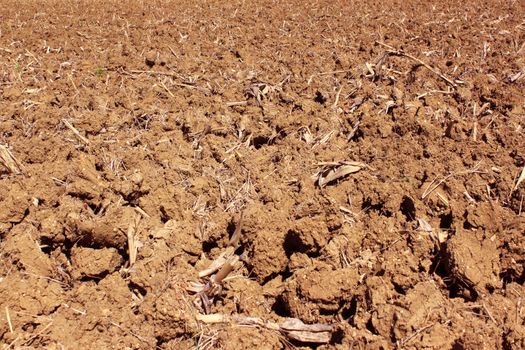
[1, 0, 524, 349]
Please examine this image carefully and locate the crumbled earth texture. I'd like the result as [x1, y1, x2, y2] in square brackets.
[0, 0, 524, 349]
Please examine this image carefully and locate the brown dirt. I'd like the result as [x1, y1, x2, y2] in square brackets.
[1, 0, 524, 349]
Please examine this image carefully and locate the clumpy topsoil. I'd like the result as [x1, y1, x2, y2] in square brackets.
[1, 0, 524, 349]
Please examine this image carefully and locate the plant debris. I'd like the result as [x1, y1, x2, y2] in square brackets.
[196, 314, 333, 344]
[313, 161, 369, 188]
[0, 145, 25, 175]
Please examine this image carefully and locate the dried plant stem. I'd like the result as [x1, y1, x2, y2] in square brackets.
[513, 165, 525, 192]
[62, 119, 90, 145]
[198, 247, 235, 278]
[109, 320, 159, 348]
[226, 101, 248, 107]
[127, 69, 178, 77]
[400, 321, 440, 346]
[195, 314, 333, 344]
[212, 255, 239, 284]
[332, 86, 343, 109]
[133, 206, 151, 218]
[0, 145, 25, 175]
[196, 313, 277, 329]
[122, 69, 210, 93]
[5, 306, 13, 333]
[307, 69, 350, 85]
[127, 214, 141, 266]
[227, 211, 244, 248]
[159, 81, 175, 97]
[422, 162, 482, 200]
[11, 322, 53, 348]
[68, 74, 79, 94]
[4, 335, 20, 350]
[376, 41, 457, 88]
[482, 303, 497, 324]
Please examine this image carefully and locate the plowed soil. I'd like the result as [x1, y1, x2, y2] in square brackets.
[1, 0, 525, 349]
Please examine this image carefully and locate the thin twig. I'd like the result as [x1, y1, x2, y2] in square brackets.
[0, 145, 25, 175]
[109, 320, 161, 349]
[422, 162, 483, 200]
[159, 81, 175, 97]
[24, 323, 53, 345]
[376, 41, 457, 88]
[5, 306, 13, 333]
[133, 206, 151, 218]
[307, 70, 350, 85]
[513, 165, 525, 192]
[3, 335, 20, 350]
[517, 297, 522, 325]
[62, 119, 90, 145]
[226, 101, 248, 107]
[126, 69, 178, 77]
[122, 69, 210, 93]
[400, 320, 449, 346]
[332, 86, 343, 109]
[482, 303, 497, 324]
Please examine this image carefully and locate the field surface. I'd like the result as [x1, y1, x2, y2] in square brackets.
[1, 0, 525, 349]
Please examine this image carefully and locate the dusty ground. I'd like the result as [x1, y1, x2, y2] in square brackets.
[1, 0, 525, 349]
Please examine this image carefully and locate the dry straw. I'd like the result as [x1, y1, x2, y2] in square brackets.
[0, 145, 25, 175]
[513, 165, 525, 192]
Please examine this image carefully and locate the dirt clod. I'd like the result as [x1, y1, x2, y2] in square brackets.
[70, 247, 123, 279]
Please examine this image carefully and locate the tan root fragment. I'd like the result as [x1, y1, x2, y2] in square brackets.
[299, 128, 335, 148]
[509, 70, 524, 83]
[0, 145, 25, 175]
[133, 206, 150, 218]
[314, 161, 368, 188]
[196, 314, 332, 344]
[332, 86, 343, 110]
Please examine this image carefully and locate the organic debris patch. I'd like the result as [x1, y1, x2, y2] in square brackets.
[1, 0, 525, 349]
